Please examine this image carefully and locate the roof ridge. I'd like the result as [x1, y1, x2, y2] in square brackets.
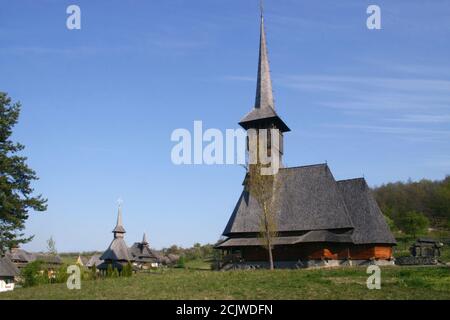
[337, 177, 365, 183]
[281, 163, 327, 170]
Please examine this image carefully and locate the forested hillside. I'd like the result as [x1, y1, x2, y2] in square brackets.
[372, 175, 450, 232]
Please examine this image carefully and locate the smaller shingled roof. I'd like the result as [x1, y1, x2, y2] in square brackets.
[0, 256, 20, 277]
[85, 254, 103, 268]
[129, 243, 159, 263]
[34, 254, 63, 265]
[337, 178, 396, 245]
[5, 248, 34, 263]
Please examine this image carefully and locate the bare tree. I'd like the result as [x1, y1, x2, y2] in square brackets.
[247, 163, 282, 270]
[46, 236, 57, 255]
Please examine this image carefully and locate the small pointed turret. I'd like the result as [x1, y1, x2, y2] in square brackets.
[112, 204, 126, 237]
[142, 233, 149, 246]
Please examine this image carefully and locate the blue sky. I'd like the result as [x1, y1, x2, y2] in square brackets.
[1, 0, 449, 252]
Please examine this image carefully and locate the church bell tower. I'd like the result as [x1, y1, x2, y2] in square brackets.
[239, 7, 290, 168]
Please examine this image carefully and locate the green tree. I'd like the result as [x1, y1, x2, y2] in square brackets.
[177, 255, 186, 268]
[384, 215, 397, 232]
[21, 260, 46, 287]
[396, 211, 430, 238]
[0, 92, 47, 252]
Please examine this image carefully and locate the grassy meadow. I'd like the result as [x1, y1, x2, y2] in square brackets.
[1, 264, 449, 300]
[2, 232, 449, 300]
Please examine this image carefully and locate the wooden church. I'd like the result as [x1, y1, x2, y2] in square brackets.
[98, 205, 132, 271]
[215, 11, 396, 269]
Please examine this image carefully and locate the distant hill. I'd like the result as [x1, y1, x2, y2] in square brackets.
[372, 175, 450, 229]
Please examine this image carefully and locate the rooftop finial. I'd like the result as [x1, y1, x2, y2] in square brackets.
[260, 0, 264, 18]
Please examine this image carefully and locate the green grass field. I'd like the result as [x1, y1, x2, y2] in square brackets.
[1, 265, 449, 300]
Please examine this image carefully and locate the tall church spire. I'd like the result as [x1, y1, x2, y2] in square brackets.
[239, 4, 290, 133]
[255, 3, 274, 110]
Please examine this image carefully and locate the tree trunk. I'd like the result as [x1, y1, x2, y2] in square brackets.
[268, 243, 274, 270]
[263, 206, 274, 270]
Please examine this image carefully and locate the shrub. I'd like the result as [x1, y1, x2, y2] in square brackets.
[111, 268, 119, 278]
[176, 256, 186, 269]
[122, 262, 133, 277]
[55, 265, 69, 283]
[106, 264, 113, 277]
[21, 261, 47, 287]
[91, 264, 98, 280]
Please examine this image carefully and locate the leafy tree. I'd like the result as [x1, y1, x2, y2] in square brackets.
[396, 211, 430, 238]
[21, 260, 46, 287]
[176, 255, 186, 268]
[0, 92, 47, 252]
[384, 215, 397, 232]
[165, 245, 181, 255]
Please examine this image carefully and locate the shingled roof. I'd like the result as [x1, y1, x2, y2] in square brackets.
[0, 256, 20, 278]
[6, 248, 34, 263]
[100, 238, 131, 261]
[129, 233, 159, 263]
[337, 178, 396, 245]
[223, 164, 354, 236]
[216, 230, 353, 248]
[221, 164, 396, 246]
[85, 254, 103, 268]
[100, 206, 132, 262]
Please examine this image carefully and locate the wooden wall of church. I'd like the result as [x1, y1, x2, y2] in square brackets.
[239, 243, 393, 261]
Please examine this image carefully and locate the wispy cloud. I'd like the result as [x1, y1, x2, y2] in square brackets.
[324, 124, 450, 142]
[277, 73, 450, 114]
[386, 114, 450, 124]
[0, 45, 132, 56]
